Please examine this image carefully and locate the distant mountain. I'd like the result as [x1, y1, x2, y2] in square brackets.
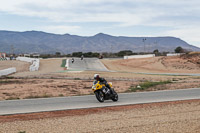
[0, 30, 199, 54]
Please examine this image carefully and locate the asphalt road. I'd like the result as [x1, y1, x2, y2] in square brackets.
[0, 88, 199, 115]
[67, 58, 109, 71]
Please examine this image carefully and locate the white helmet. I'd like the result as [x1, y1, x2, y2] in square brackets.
[94, 74, 99, 80]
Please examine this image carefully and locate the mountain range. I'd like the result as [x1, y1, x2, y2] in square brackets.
[0, 30, 199, 54]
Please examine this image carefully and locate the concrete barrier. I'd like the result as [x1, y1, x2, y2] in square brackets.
[29, 59, 40, 71]
[16, 57, 35, 63]
[0, 67, 16, 77]
[16, 57, 40, 71]
[124, 54, 155, 59]
[167, 53, 184, 56]
[65, 59, 69, 69]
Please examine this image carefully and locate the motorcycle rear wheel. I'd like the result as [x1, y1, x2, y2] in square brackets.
[95, 91, 104, 102]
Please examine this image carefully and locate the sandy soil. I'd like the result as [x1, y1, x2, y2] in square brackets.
[11, 58, 64, 77]
[1, 56, 200, 101]
[0, 60, 29, 72]
[0, 79, 134, 100]
[101, 56, 200, 73]
[0, 99, 199, 133]
[7, 55, 200, 79]
[0, 77, 199, 101]
[0, 56, 200, 132]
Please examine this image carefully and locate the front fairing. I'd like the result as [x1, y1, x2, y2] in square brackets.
[92, 81, 103, 91]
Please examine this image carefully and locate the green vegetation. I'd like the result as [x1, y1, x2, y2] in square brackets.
[175, 46, 184, 53]
[129, 80, 172, 92]
[39, 49, 186, 59]
[6, 97, 20, 100]
[74, 78, 81, 80]
[59, 94, 64, 97]
[25, 94, 53, 99]
[0, 79, 20, 84]
[18, 131, 26, 133]
[72, 52, 100, 57]
[117, 50, 134, 57]
[61, 59, 66, 67]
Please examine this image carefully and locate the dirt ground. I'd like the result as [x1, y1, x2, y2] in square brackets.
[0, 77, 200, 101]
[0, 60, 29, 72]
[10, 58, 64, 77]
[101, 56, 200, 73]
[0, 78, 134, 100]
[0, 99, 200, 133]
[0, 55, 200, 101]
[0, 55, 200, 133]
[2, 54, 200, 79]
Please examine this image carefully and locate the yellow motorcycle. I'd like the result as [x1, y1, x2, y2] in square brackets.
[92, 81, 118, 102]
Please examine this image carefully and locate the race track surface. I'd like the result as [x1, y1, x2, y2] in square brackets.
[67, 58, 109, 71]
[0, 88, 199, 115]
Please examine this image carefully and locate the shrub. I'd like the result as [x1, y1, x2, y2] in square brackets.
[129, 80, 172, 92]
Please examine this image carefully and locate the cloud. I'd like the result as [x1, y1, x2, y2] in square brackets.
[0, 0, 199, 25]
[164, 26, 200, 45]
[0, 0, 200, 46]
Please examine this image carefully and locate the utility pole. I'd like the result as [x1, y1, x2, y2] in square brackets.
[10, 45, 14, 55]
[142, 38, 146, 53]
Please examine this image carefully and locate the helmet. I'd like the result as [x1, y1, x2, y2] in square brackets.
[94, 74, 99, 80]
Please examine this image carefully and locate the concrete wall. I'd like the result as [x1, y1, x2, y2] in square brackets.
[16, 57, 40, 71]
[124, 54, 155, 59]
[0, 67, 16, 77]
[29, 59, 40, 71]
[167, 53, 184, 56]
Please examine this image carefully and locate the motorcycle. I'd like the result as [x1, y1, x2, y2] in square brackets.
[92, 81, 118, 102]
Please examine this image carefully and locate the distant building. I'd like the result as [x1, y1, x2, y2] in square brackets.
[0, 52, 7, 60]
[0, 52, 6, 58]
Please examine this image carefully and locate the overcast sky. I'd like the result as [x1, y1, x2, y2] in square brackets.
[0, 0, 199, 47]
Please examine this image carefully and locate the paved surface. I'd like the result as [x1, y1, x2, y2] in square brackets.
[0, 88, 199, 115]
[67, 58, 108, 71]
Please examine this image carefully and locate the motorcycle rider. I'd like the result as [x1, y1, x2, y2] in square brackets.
[72, 58, 74, 63]
[94, 74, 113, 94]
[81, 55, 84, 60]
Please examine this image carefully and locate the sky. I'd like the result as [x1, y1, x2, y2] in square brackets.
[0, 0, 200, 48]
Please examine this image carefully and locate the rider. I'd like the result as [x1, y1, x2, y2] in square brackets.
[94, 74, 113, 94]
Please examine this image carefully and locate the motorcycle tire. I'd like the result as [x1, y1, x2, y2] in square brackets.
[111, 91, 118, 102]
[95, 91, 104, 102]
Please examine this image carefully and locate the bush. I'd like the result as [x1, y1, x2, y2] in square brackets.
[129, 80, 172, 92]
[175, 46, 184, 53]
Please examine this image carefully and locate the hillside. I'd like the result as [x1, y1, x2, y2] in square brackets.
[0, 30, 200, 54]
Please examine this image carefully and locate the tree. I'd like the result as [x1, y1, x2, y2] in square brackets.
[55, 52, 61, 57]
[117, 50, 133, 57]
[72, 52, 83, 57]
[153, 49, 160, 56]
[153, 49, 159, 54]
[175, 46, 183, 53]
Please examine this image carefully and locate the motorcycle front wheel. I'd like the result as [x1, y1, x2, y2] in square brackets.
[95, 91, 104, 102]
[111, 91, 118, 102]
